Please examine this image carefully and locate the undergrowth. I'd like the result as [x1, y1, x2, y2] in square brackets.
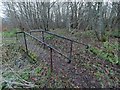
[45, 34, 55, 40]
[2, 28, 20, 38]
[87, 41, 119, 65]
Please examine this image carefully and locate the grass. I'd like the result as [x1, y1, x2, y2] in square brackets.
[71, 30, 96, 39]
[2, 28, 20, 44]
[2, 28, 120, 88]
[2, 39, 16, 44]
[82, 30, 95, 37]
[78, 29, 119, 65]
[107, 30, 120, 38]
[2, 28, 20, 38]
[45, 34, 55, 40]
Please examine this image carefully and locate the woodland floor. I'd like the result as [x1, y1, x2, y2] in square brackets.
[1, 29, 120, 88]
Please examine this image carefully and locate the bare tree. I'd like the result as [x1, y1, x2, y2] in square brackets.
[3, 1, 119, 40]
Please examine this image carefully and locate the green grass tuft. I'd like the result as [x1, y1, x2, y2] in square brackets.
[2, 28, 20, 38]
[45, 34, 55, 40]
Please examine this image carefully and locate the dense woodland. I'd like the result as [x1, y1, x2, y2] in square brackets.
[1, 1, 120, 89]
[3, 1, 120, 40]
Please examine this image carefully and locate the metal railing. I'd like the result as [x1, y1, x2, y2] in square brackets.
[16, 31, 81, 72]
[29, 29, 89, 62]
[16, 30, 89, 72]
[30, 29, 87, 46]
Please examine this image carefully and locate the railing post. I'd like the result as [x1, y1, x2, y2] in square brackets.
[23, 32, 28, 54]
[42, 31, 45, 49]
[68, 41, 73, 63]
[30, 31, 31, 35]
[50, 48, 53, 72]
[16, 33, 18, 41]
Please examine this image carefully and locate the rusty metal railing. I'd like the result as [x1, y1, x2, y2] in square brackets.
[16, 31, 76, 72]
[29, 29, 89, 63]
[30, 29, 87, 46]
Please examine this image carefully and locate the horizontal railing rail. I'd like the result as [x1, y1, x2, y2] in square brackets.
[30, 29, 88, 47]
